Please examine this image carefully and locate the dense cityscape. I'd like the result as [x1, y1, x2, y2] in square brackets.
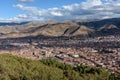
[0, 35, 119, 74]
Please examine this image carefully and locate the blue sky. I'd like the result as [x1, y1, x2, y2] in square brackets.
[0, 0, 82, 18]
[0, 0, 120, 22]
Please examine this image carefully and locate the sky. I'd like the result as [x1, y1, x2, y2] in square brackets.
[0, 0, 120, 22]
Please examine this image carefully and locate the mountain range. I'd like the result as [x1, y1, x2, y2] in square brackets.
[0, 18, 120, 38]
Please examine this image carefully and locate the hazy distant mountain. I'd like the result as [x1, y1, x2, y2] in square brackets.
[0, 22, 29, 26]
[0, 18, 120, 38]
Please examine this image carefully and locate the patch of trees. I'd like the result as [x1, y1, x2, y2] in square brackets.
[40, 59, 120, 80]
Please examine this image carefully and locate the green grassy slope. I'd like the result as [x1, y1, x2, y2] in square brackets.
[0, 54, 119, 80]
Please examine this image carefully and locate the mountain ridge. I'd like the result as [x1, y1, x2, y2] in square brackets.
[0, 18, 120, 38]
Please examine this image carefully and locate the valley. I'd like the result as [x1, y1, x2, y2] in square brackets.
[0, 18, 120, 74]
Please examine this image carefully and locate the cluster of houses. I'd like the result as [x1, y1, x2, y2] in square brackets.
[0, 35, 119, 73]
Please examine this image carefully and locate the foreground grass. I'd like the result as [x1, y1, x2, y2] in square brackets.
[0, 54, 119, 80]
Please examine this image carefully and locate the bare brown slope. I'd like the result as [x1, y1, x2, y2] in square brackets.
[19, 21, 94, 37]
[1, 18, 120, 38]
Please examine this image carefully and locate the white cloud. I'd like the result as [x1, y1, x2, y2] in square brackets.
[82, 0, 102, 7]
[18, 0, 35, 2]
[11, 0, 120, 22]
[50, 12, 63, 16]
[0, 14, 44, 22]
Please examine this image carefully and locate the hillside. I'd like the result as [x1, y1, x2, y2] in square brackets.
[0, 18, 120, 38]
[0, 54, 119, 80]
